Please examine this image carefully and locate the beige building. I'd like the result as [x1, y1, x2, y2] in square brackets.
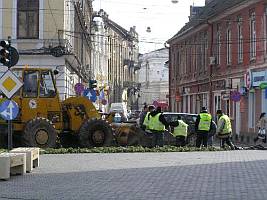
[91, 10, 139, 110]
[0, 0, 93, 100]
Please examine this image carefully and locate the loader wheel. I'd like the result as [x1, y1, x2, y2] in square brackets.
[79, 119, 113, 147]
[22, 118, 57, 148]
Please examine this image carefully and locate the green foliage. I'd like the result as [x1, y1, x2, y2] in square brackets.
[41, 146, 223, 154]
[0, 149, 7, 153]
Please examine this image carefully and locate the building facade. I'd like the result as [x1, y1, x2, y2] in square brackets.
[0, 0, 93, 100]
[138, 48, 169, 110]
[99, 13, 139, 110]
[168, 0, 267, 142]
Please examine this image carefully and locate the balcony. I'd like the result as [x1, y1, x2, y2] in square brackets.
[17, 38, 73, 56]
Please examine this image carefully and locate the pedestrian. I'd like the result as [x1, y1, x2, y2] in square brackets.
[216, 110, 237, 150]
[139, 105, 148, 128]
[148, 106, 169, 147]
[254, 112, 267, 143]
[142, 105, 155, 131]
[170, 115, 188, 147]
[195, 107, 212, 148]
[207, 120, 217, 146]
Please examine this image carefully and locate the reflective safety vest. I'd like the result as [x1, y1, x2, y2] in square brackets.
[198, 113, 212, 131]
[219, 114, 232, 134]
[143, 112, 150, 129]
[172, 120, 188, 137]
[149, 113, 165, 131]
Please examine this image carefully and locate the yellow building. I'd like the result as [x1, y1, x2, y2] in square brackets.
[0, 0, 93, 99]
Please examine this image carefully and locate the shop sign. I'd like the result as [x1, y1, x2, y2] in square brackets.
[259, 82, 267, 89]
[252, 71, 267, 87]
[222, 93, 230, 100]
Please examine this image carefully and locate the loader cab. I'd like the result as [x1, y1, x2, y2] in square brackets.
[22, 70, 57, 98]
[9, 68, 63, 131]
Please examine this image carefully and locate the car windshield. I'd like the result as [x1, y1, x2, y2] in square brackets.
[163, 113, 197, 124]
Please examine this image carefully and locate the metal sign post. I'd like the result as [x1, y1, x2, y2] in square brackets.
[8, 36, 12, 151]
[8, 119, 12, 150]
[0, 36, 21, 150]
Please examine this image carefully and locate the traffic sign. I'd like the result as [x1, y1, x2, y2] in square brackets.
[0, 100, 19, 120]
[0, 70, 23, 98]
[230, 91, 241, 102]
[74, 83, 84, 95]
[84, 88, 97, 102]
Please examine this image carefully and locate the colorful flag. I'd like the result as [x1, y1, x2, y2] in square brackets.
[99, 89, 105, 100]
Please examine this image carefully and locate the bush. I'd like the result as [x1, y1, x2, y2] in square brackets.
[0, 149, 7, 153]
[41, 146, 222, 154]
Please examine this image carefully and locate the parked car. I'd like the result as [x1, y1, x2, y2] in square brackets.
[110, 103, 128, 121]
[162, 112, 198, 146]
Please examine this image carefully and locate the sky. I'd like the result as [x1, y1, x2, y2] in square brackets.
[93, 0, 206, 54]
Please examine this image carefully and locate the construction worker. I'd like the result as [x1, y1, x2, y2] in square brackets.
[216, 109, 236, 150]
[148, 106, 169, 147]
[142, 105, 155, 131]
[170, 115, 188, 147]
[195, 107, 212, 148]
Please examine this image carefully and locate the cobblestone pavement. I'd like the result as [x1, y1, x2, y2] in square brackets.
[1, 150, 267, 200]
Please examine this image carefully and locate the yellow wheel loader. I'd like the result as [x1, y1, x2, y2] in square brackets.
[0, 68, 113, 148]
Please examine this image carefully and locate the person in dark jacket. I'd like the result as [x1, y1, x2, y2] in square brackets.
[207, 120, 217, 146]
[148, 106, 169, 147]
[195, 107, 213, 148]
[139, 105, 148, 127]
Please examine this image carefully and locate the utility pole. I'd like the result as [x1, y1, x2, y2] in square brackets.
[208, 22, 214, 115]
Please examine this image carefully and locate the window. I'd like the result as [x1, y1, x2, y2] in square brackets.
[265, 6, 267, 53]
[23, 71, 38, 97]
[216, 24, 221, 65]
[214, 94, 221, 117]
[40, 71, 56, 98]
[203, 32, 208, 71]
[226, 22, 232, 65]
[226, 99, 230, 116]
[250, 11, 256, 60]
[237, 16, 243, 63]
[17, 0, 39, 39]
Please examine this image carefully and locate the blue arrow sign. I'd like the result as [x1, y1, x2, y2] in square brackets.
[0, 100, 19, 120]
[83, 89, 97, 102]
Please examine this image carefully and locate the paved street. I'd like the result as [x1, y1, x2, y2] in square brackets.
[1, 150, 267, 200]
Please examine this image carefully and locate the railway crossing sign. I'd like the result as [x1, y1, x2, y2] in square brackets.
[0, 99, 19, 120]
[0, 70, 23, 98]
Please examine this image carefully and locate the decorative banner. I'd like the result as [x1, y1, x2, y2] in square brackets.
[230, 91, 241, 102]
[101, 99, 107, 105]
[99, 89, 105, 100]
[244, 70, 251, 89]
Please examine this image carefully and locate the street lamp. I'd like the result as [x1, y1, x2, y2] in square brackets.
[146, 27, 151, 33]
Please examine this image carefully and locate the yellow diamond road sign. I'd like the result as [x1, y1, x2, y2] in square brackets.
[0, 70, 23, 98]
